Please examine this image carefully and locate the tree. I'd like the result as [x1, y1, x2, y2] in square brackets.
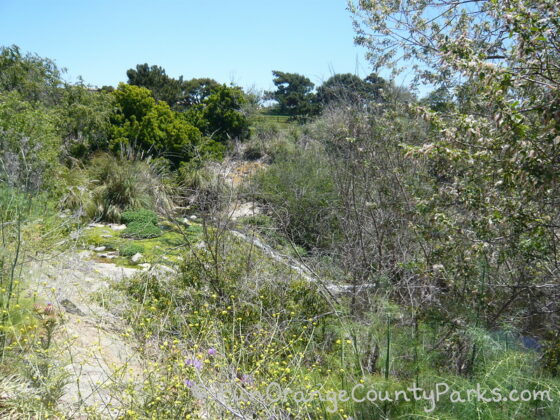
[420, 86, 454, 112]
[110, 83, 219, 165]
[265, 71, 320, 120]
[0, 45, 62, 105]
[57, 83, 115, 159]
[0, 92, 61, 191]
[199, 85, 249, 143]
[350, 0, 560, 346]
[181, 78, 220, 108]
[126, 63, 183, 107]
[317, 73, 383, 106]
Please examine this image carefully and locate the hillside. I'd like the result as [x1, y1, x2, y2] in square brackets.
[1, 2, 560, 416]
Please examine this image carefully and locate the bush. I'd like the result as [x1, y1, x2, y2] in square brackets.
[119, 243, 145, 257]
[58, 153, 173, 222]
[121, 221, 161, 239]
[121, 208, 158, 225]
[176, 162, 231, 213]
[0, 92, 61, 191]
[254, 145, 339, 249]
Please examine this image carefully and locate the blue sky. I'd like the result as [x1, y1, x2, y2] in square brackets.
[0, 0, 382, 92]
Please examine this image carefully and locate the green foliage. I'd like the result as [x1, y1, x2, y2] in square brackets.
[0, 45, 62, 105]
[317, 73, 386, 106]
[121, 208, 161, 240]
[420, 86, 455, 112]
[254, 145, 339, 249]
[121, 208, 158, 225]
[198, 84, 249, 142]
[119, 243, 145, 257]
[351, 0, 560, 360]
[265, 71, 320, 120]
[110, 83, 217, 165]
[58, 153, 172, 222]
[56, 84, 115, 159]
[83, 223, 199, 266]
[121, 221, 162, 239]
[181, 77, 220, 108]
[126, 64, 221, 111]
[0, 92, 61, 191]
[238, 214, 272, 227]
[126, 63, 183, 107]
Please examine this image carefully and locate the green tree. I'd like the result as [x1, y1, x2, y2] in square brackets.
[0, 92, 61, 191]
[265, 71, 320, 120]
[126, 63, 183, 107]
[199, 84, 249, 143]
[57, 83, 115, 159]
[181, 78, 220, 108]
[317, 73, 385, 106]
[110, 83, 219, 164]
[350, 0, 560, 343]
[420, 86, 454, 112]
[0, 45, 62, 105]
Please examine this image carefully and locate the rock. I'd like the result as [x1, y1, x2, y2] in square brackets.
[139, 263, 151, 270]
[88, 223, 106, 228]
[99, 253, 117, 259]
[230, 201, 262, 220]
[181, 218, 190, 225]
[101, 234, 112, 238]
[60, 298, 86, 316]
[153, 264, 176, 275]
[189, 215, 198, 220]
[110, 224, 127, 231]
[94, 246, 106, 252]
[131, 253, 143, 263]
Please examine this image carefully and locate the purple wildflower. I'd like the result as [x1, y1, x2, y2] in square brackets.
[186, 358, 203, 370]
[207, 348, 217, 356]
[184, 379, 195, 388]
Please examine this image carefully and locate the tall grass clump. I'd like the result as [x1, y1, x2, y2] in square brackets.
[58, 153, 173, 222]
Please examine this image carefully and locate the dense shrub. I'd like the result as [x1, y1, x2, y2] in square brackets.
[253, 144, 339, 250]
[119, 243, 145, 257]
[110, 83, 222, 166]
[0, 92, 61, 191]
[121, 208, 158, 225]
[121, 221, 162, 239]
[120, 209, 162, 239]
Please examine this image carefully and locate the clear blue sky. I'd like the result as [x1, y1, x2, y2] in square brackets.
[0, 0, 381, 92]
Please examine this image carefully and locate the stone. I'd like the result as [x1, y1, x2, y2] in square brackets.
[110, 224, 127, 231]
[60, 298, 86, 316]
[99, 253, 117, 259]
[94, 246, 106, 252]
[189, 215, 198, 220]
[88, 223, 106, 228]
[131, 253, 143, 263]
[230, 201, 262, 220]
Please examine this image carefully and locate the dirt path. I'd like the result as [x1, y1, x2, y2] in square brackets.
[27, 250, 143, 418]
